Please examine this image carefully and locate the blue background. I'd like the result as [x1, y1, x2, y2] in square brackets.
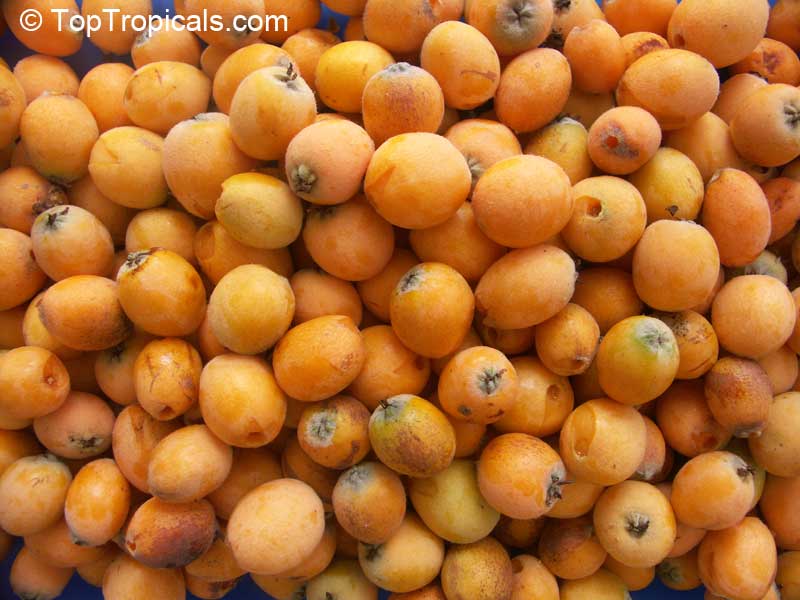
[0, 0, 779, 598]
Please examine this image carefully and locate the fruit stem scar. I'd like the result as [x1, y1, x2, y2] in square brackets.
[507, 0, 535, 26]
[737, 464, 755, 480]
[656, 560, 679, 583]
[388, 62, 412, 74]
[363, 544, 382, 561]
[543, 29, 565, 50]
[291, 164, 317, 193]
[785, 104, 800, 128]
[638, 322, 673, 354]
[277, 62, 301, 90]
[626, 512, 650, 538]
[44, 206, 70, 230]
[70, 531, 90, 546]
[311, 205, 337, 220]
[109, 342, 126, 362]
[344, 464, 368, 487]
[553, 0, 571, 13]
[546, 472, 564, 506]
[123, 249, 153, 273]
[307, 411, 337, 446]
[477, 367, 507, 395]
[466, 155, 483, 181]
[398, 268, 423, 292]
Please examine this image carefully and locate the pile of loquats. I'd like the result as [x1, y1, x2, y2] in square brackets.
[1, 0, 800, 599]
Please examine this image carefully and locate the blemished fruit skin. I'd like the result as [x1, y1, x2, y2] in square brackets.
[4, 1, 800, 598]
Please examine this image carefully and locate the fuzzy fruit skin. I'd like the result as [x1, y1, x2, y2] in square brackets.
[228, 64, 317, 161]
[702, 169, 772, 267]
[368, 394, 456, 479]
[475, 245, 576, 330]
[0, 346, 70, 421]
[671, 451, 756, 531]
[389, 262, 475, 359]
[616, 49, 720, 131]
[112, 405, 180, 494]
[593, 480, 677, 568]
[358, 513, 445, 594]
[560, 568, 630, 600]
[20, 93, 98, 184]
[467, 0, 554, 57]
[560, 398, 648, 486]
[472, 154, 574, 249]
[199, 354, 287, 449]
[162, 113, 258, 220]
[65, 458, 130, 548]
[227, 478, 325, 576]
[297, 394, 371, 469]
[215, 172, 303, 250]
[273, 315, 366, 403]
[0, 68, 26, 148]
[667, 0, 770, 68]
[409, 459, 501, 544]
[302, 196, 395, 282]
[697, 516, 777, 600]
[364, 132, 472, 230]
[597, 316, 680, 406]
[0, 453, 72, 536]
[10, 546, 74, 600]
[285, 119, 375, 206]
[123, 61, 211, 136]
[632, 220, 720, 312]
[538, 515, 607, 580]
[494, 356, 575, 438]
[206, 264, 294, 356]
[362, 63, 445, 147]
[509, 555, 559, 600]
[39, 275, 132, 352]
[124, 497, 216, 569]
[117, 249, 205, 339]
[749, 392, 800, 478]
[440, 536, 513, 600]
[102, 553, 185, 600]
[656, 311, 719, 381]
[147, 424, 233, 504]
[348, 325, 430, 412]
[704, 357, 772, 438]
[332, 461, 407, 545]
[477, 433, 566, 520]
[420, 21, 501, 111]
[305, 559, 378, 600]
[495, 48, 571, 134]
[437, 346, 519, 425]
[0, 230, 43, 311]
[30, 204, 114, 282]
[712, 275, 796, 359]
[134, 338, 202, 422]
[315, 41, 394, 114]
[534, 303, 600, 377]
